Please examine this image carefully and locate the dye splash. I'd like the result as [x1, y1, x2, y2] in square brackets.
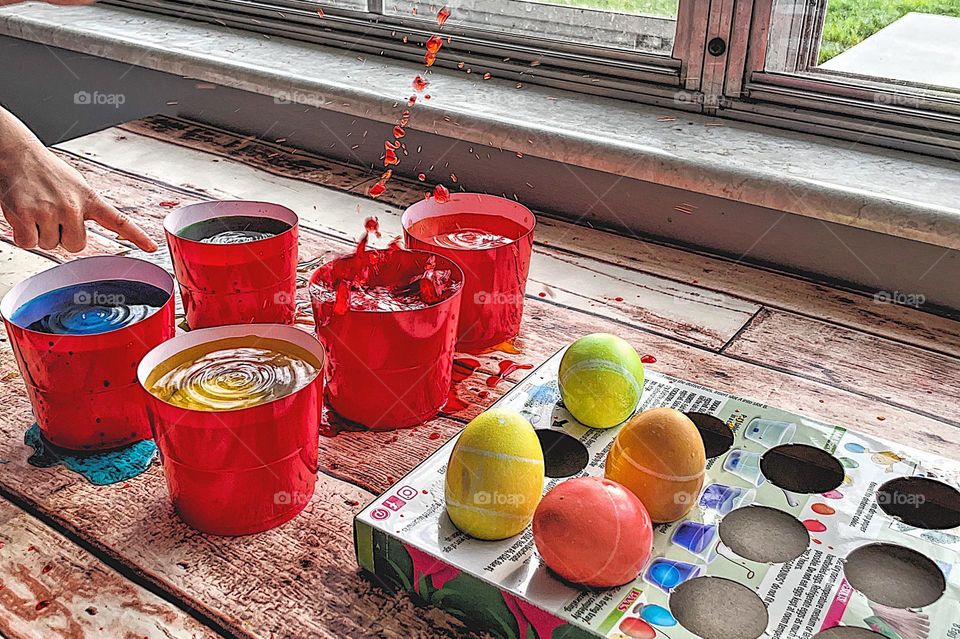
[368, 6, 452, 201]
[178, 215, 291, 244]
[24, 423, 156, 485]
[11, 280, 168, 335]
[486, 360, 534, 388]
[146, 338, 320, 411]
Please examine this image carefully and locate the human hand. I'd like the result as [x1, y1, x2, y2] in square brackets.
[0, 136, 157, 253]
[0, 0, 96, 6]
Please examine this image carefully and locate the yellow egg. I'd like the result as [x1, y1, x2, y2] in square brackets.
[605, 407, 706, 523]
[445, 409, 545, 540]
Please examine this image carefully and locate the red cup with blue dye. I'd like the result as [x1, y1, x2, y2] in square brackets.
[309, 248, 463, 430]
[138, 324, 325, 536]
[402, 193, 535, 352]
[0, 256, 176, 450]
[164, 201, 299, 329]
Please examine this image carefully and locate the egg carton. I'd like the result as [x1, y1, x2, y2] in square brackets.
[354, 348, 960, 639]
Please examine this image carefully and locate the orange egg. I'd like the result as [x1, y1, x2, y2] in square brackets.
[604, 407, 706, 523]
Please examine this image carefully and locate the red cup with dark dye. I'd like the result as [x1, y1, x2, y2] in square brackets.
[164, 201, 299, 329]
[309, 248, 463, 430]
[402, 193, 535, 352]
[138, 324, 325, 536]
[0, 256, 176, 450]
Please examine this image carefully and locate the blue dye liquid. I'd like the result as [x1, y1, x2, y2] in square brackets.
[24, 423, 156, 485]
[11, 280, 168, 335]
[672, 521, 717, 555]
[644, 558, 701, 592]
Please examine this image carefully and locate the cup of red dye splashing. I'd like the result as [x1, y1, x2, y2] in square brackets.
[309, 247, 464, 430]
[402, 193, 535, 352]
[138, 324, 325, 536]
[164, 201, 299, 329]
[0, 256, 176, 450]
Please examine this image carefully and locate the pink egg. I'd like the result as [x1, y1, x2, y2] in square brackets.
[619, 617, 656, 639]
[533, 477, 653, 588]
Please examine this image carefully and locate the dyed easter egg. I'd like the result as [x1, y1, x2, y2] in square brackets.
[445, 409, 544, 540]
[559, 334, 645, 429]
[640, 604, 678, 627]
[605, 408, 707, 523]
[532, 476, 653, 588]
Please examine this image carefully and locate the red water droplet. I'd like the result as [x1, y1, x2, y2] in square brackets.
[429, 432, 441, 440]
[418, 173, 426, 181]
[538, 292, 546, 297]
[424, 52, 437, 67]
[413, 75, 430, 92]
[368, 182, 386, 198]
[426, 35, 444, 54]
[641, 354, 657, 364]
[477, 390, 490, 400]
[444, 391, 469, 413]
[364, 217, 381, 237]
[812, 538, 822, 544]
[452, 358, 481, 383]
[483, 73, 492, 80]
[437, 6, 451, 27]
[434, 184, 451, 203]
[399, 110, 411, 127]
[614, 296, 624, 302]
[424, 94, 431, 100]
[457, 61, 465, 69]
[408, 95, 417, 106]
[393, 125, 406, 139]
[41, 565, 52, 574]
[486, 360, 533, 388]
[803, 519, 827, 533]
[316, 8, 323, 17]
[159, 200, 180, 208]
[384, 147, 399, 167]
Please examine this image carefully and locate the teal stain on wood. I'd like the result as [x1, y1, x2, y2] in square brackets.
[24, 424, 157, 485]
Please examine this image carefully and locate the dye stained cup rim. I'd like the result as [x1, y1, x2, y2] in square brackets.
[0, 255, 176, 337]
[163, 200, 299, 247]
[401, 192, 537, 251]
[308, 249, 466, 315]
[137, 324, 325, 414]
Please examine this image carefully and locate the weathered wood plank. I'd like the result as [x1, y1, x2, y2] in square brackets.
[0, 242, 56, 297]
[0, 499, 218, 639]
[724, 308, 960, 427]
[57, 126, 758, 349]
[0, 350, 470, 639]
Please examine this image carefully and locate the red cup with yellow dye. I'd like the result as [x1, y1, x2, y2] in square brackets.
[0, 256, 176, 450]
[402, 193, 535, 352]
[138, 324, 325, 536]
[309, 248, 463, 430]
[164, 201, 299, 329]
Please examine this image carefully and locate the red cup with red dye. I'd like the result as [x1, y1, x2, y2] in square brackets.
[164, 201, 299, 329]
[402, 193, 535, 352]
[309, 248, 463, 430]
[0, 256, 176, 450]
[138, 324, 325, 536]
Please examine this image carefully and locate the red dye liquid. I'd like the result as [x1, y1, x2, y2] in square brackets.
[424, 52, 437, 67]
[434, 184, 451, 203]
[437, 5, 451, 26]
[444, 390, 469, 413]
[384, 147, 399, 167]
[641, 354, 657, 364]
[393, 125, 406, 139]
[368, 182, 386, 198]
[452, 358, 481, 382]
[486, 360, 533, 388]
[413, 75, 430, 92]
[365, 217, 381, 236]
[418, 173, 426, 181]
[426, 35, 444, 54]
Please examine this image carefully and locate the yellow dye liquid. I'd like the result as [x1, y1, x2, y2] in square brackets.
[146, 337, 321, 411]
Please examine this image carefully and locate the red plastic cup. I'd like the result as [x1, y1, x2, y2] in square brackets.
[0, 256, 176, 450]
[309, 249, 463, 430]
[137, 324, 324, 536]
[164, 201, 299, 329]
[402, 193, 535, 352]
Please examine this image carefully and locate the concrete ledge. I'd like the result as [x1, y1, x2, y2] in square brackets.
[2, 3, 960, 250]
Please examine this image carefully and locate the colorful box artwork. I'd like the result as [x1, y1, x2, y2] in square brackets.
[355, 348, 960, 639]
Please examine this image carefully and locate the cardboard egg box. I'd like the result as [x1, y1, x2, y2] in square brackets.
[354, 348, 960, 639]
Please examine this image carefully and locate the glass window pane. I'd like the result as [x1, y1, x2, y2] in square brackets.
[383, 0, 679, 56]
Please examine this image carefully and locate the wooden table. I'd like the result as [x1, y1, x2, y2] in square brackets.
[0, 115, 958, 639]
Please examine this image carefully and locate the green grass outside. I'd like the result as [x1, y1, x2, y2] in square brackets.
[544, 0, 960, 64]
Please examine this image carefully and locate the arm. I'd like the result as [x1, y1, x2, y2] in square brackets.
[0, 106, 157, 252]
